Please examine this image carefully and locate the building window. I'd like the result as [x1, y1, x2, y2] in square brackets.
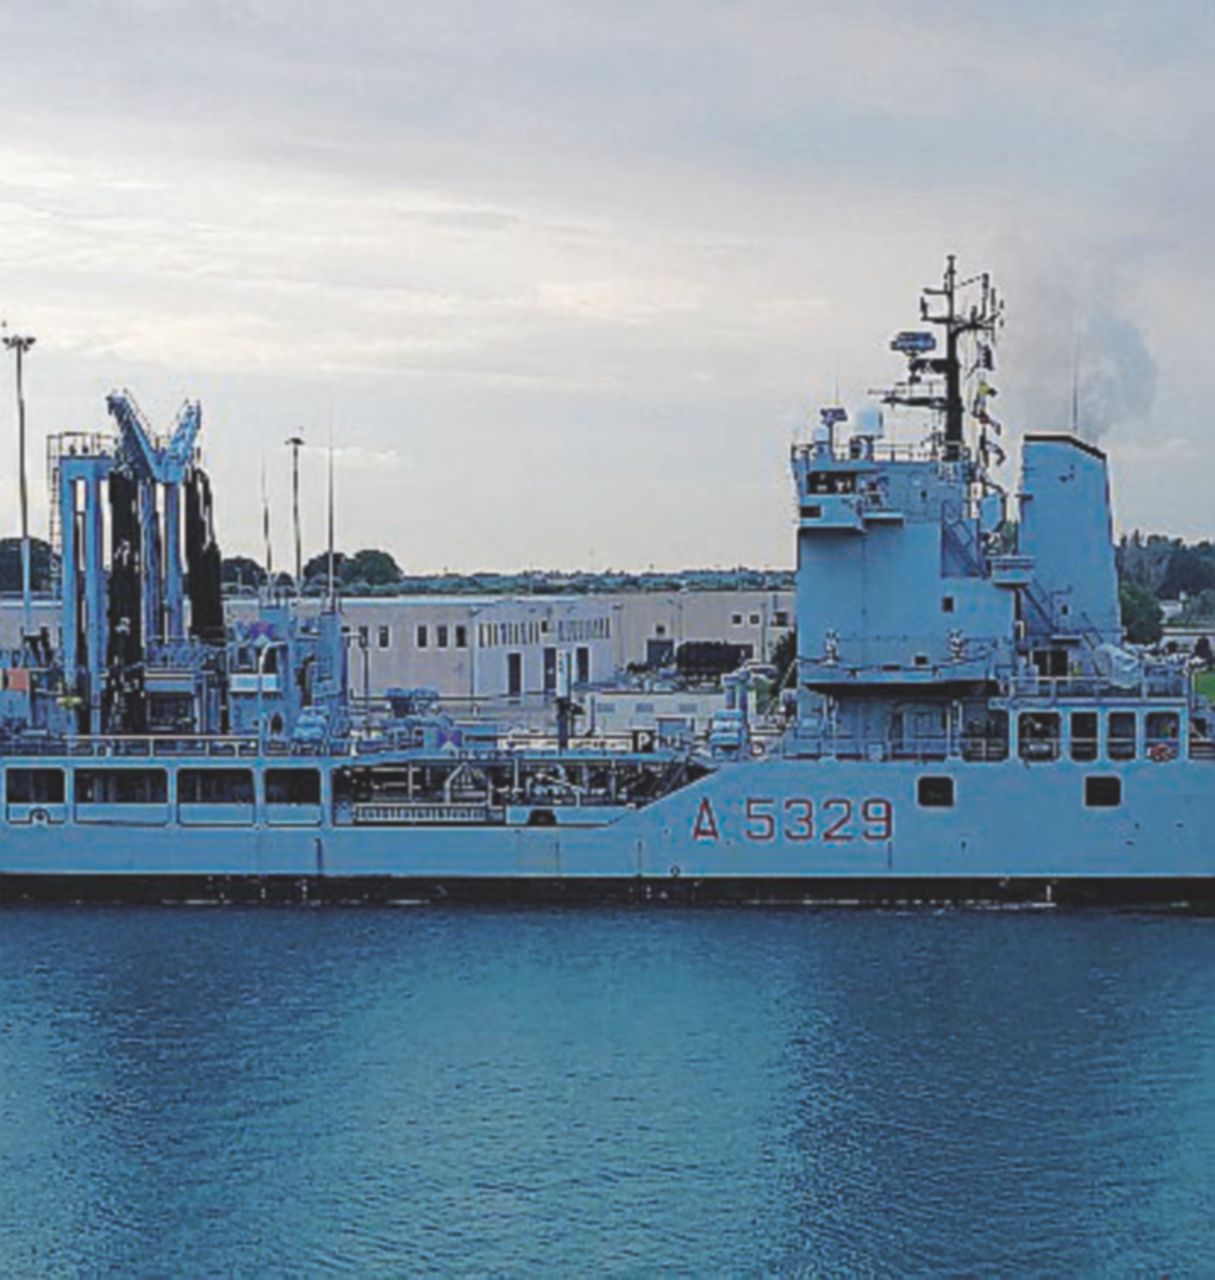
[438, 625, 449, 648]
[917, 776, 955, 808]
[655, 624, 667, 637]
[416, 625, 428, 649]
[773, 611, 789, 628]
[357, 625, 369, 647]
[731, 613, 743, 626]
[749, 613, 760, 625]
[576, 646, 590, 684]
[377, 625, 390, 649]
[1085, 776, 1121, 808]
[455, 625, 468, 648]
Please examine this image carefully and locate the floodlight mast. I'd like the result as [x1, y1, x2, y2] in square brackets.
[4, 332, 36, 636]
[286, 434, 304, 590]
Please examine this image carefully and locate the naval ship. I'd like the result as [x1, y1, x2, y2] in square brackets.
[1, 258, 1212, 905]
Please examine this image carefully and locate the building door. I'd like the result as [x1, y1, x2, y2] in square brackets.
[576, 646, 590, 685]
[543, 647, 557, 693]
[507, 652, 522, 697]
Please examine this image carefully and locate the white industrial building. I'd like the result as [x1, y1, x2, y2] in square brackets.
[1, 587, 793, 703]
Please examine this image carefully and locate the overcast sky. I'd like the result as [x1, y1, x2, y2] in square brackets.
[0, 1, 1211, 571]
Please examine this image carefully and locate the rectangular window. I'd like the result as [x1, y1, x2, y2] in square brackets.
[917, 776, 955, 808]
[1145, 711, 1180, 759]
[507, 652, 522, 697]
[377, 625, 390, 649]
[6, 768, 65, 804]
[1085, 776, 1122, 808]
[731, 614, 743, 626]
[178, 769, 255, 804]
[773, 611, 789, 628]
[576, 646, 590, 684]
[1019, 712, 1061, 762]
[76, 768, 167, 804]
[416, 625, 428, 649]
[357, 625, 369, 647]
[266, 769, 321, 805]
[455, 625, 468, 648]
[1108, 712, 1136, 761]
[1070, 711, 1099, 763]
[437, 625, 449, 648]
[942, 596, 955, 614]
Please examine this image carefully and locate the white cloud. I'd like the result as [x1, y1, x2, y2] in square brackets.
[0, 1, 1210, 566]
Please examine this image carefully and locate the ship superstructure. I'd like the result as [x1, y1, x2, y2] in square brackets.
[0, 259, 1211, 905]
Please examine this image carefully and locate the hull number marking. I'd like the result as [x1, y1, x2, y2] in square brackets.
[692, 796, 893, 843]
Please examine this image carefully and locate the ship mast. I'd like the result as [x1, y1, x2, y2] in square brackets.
[881, 254, 1003, 463]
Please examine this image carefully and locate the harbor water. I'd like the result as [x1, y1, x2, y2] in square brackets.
[1, 906, 1212, 1276]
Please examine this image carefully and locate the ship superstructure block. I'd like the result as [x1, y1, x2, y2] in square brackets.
[1019, 434, 1121, 647]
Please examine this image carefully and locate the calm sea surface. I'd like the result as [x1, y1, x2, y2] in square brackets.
[1, 906, 1212, 1277]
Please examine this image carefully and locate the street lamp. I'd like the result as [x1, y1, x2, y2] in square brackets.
[3, 333, 35, 637]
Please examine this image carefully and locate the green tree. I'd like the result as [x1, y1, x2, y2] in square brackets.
[344, 548, 401, 587]
[1119, 581, 1163, 645]
[220, 556, 267, 590]
[771, 629, 797, 686]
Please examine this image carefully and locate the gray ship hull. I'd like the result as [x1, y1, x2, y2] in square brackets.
[2, 754, 1211, 905]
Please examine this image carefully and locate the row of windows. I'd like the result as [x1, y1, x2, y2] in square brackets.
[918, 775, 1123, 809]
[1018, 710, 1180, 764]
[6, 767, 320, 806]
[477, 618, 611, 649]
[555, 618, 610, 643]
[481, 620, 547, 649]
[355, 623, 470, 651]
[730, 610, 791, 628]
[961, 709, 1181, 764]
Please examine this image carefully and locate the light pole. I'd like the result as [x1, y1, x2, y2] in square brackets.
[4, 333, 35, 637]
[285, 434, 304, 590]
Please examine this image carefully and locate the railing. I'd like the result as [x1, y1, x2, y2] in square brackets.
[1004, 672, 1191, 700]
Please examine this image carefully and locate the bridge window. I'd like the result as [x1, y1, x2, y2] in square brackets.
[1085, 776, 1121, 808]
[1070, 712, 1098, 763]
[917, 776, 955, 808]
[6, 768, 64, 804]
[1019, 712, 1060, 762]
[1145, 712, 1180, 757]
[266, 769, 321, 805]
[1108, 712, 1136, 761]
[76, 769, 167, 803]
[961, 708, 1008, 762]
